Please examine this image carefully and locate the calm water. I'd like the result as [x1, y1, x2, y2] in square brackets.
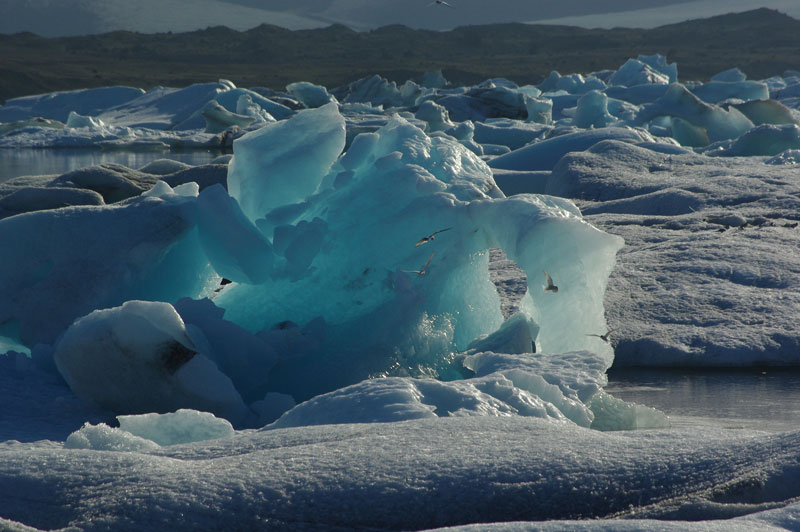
[0, 149, 225, 183]
[607, 368, 800, 432]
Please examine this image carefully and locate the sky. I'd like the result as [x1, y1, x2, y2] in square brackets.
[2, 0, 800, 36]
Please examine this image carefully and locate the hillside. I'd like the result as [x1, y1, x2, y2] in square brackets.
[2, 8, 799, 103]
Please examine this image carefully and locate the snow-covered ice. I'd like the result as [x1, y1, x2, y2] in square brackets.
[3, 54, 800, 530]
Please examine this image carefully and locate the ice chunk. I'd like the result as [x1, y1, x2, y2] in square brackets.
[0, 86, 145, 123]
[0, 184, 215, 346]
[201, 101, 256, 133]
[65, 422, 160, 452]
[214, 88, 293, 121]
[488, 127, 654, 171]
[712, 67, 747, 82]
[490, 169, 549, 195]
[49, 162, 158, 202]
[138, 159, 193, 175]
[235, 94, 276, 124]
[636, 83, 754, 143]
[419, 70, 446, 89]
[162, 163, 229, 192]
[250, 392, 296, 425]
[462, 312, 538, 355]
[691, 80, 769, 104]
[709, 124, 800, 156]
[54, 301, 250, 425]
[472, 119, 550, 150]
[117, 409, 234, 445]
[269, 345, 621, 431]
[227, 102, 346, 222]
[286, 81, 335, 108]
[339, 74, 405, 107]
[0, 187, 104, 219]
[538, 71, 606, 94]
[270, 373, 570, 428]
[214, 114, 620, 401]
[589, 391, 670, 430]
[463, 350, 610, 426]
[573, 90, 616, 128]
[414, 100, 454, 132]
[671, 116, 710, 147]
[174, 297, 284, 406]
[65, 410, 234, 450]
[608, 59, 670, 87]
[0, 117, 65, 136]
[728, 99, 798, 126]
[605, 83, 670, 105]
[65, 111, 106, 129]
[637, 54, 678, 84]
[196, 184, 275, 284]
[97, 81, 232, 130]
[437, 85, 530, 122]
[525, 96, 553, 124]
[766, 149, 800, 165]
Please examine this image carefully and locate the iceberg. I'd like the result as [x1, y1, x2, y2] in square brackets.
[0, 86, 145, 123]
[636, 83, 755, 144]
[54, 300, 251, 425]
[286, 81, 336, 108]
[488, 126, 655, 171]
[707, 123, 800, 156]
[0, 181, 215, 346]
[0, 98, 624, 429]
[607, 58, 671, 87]
[216, 104, 621, 403]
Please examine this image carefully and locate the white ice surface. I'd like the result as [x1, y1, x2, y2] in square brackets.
[547, 140, 800, 366]
[2, 417, 800, 531]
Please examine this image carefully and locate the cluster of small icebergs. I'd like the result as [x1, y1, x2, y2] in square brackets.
[2, 54, 800, 531]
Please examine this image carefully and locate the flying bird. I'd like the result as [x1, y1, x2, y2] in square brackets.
[586, 329, 616, 343]
[401, 253, 435, 276]
[543, 270, 558, 293]
[415, 227, 452, 247]
[428, 0, 454, 7]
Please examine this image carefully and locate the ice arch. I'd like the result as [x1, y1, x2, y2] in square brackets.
[209, 104, 622, 400]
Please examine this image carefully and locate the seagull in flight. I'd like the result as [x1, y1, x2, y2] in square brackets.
[428, 0, 454, 7]
[586, 329, 616, 343]
[401, 253, 435, 275]
[415, 227, 452, 247]
[543, 270, 558, 293]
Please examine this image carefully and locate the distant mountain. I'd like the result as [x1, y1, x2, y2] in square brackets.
[6, 0, 800, 36]
[2, 8, 799, 103]
[536, 0, 800, 28]
[0, 0, 325, 37]
[215, 0, 700, 32]
[1, 0, 754, 36]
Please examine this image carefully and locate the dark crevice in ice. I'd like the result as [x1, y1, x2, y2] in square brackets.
[488, 247, 527, 319]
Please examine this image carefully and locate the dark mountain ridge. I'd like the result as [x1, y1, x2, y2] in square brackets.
[1, 8, 798, 104]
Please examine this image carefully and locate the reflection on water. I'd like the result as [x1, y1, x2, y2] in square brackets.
[0, 149, 226, 183]
[607, 368, 800, 432]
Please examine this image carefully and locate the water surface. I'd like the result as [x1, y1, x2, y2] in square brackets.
[607, 368, 800, 432]
[0, 149, 225, 183]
